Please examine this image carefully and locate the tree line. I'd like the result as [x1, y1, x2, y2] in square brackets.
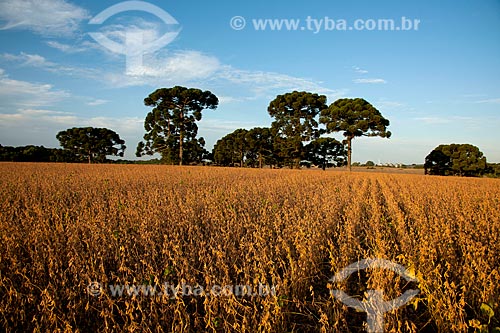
[134, 87, 391, 171]
[0, 85, 497, 177]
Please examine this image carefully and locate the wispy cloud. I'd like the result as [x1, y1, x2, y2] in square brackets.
[217, 67, 347, 101]
[3, 46, 347, 105]
[415, 116, 451, 125]
[352, 66, 368, 74]
[475, 98, 500, 104]
[376, 100, 404, 109]
[353, 78, 387, 84]
[0, 68, 70, 108]
[0, 0, 89, 36]
[86, 99, 108, 106]
[415, 115, 485, 127]
[1, 52, 98, 77]
[97, 49, 347, 101]
[198, 119, 268, 136]
[46, 41, 93, 53]
[0, 108, 143, 137]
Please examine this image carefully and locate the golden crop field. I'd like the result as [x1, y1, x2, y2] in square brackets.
[1, 163, 499, 332]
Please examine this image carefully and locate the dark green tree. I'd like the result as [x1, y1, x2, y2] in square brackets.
[137, 86, 218, 165]
[320, 98, 391, 171]
[365, 160, 375, 167]
[0, 145, 77, 162]
[56, 127, 125, 164]
[305, 137, 347, 170]
[268, 91, 327, 168]
[245, 127, 274, 168]
[424, 144, 487, 176]
[213, 129, 249, 167]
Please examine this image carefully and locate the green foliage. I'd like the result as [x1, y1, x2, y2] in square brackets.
[485, 163, 500, 178]
[305, 137, 346, 170]
[213, 128, 274, 168]
[213, 129, 249, 167]
[0, 144, 79, 162]
[137, 86, 218, 165]
[424, 144, 487, 177]
[243, 127, 274, 168]
[56, 127, 125, 164]
[365, 160, 375, 167]
[320, 98, 391, 171]
[268, 91, 327, 168]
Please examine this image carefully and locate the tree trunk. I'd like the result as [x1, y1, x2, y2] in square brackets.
[88, 151, 91, 164]
[258, 152, 263, 169]
[240, 151, 243, 167]
[347, 136, 352, 172]
[179, 113, 183, 166]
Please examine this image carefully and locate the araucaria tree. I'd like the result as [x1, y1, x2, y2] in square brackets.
[56, 127, 126, 164]
[213, 129, 249, 167]
[424, 143, 487, 176]
[213, 127, 274, 168]
[268, 91, 327, 168]
[320, 98, 391, 171]
[136, 86, 218, 165]
[305, 137, 346, 170]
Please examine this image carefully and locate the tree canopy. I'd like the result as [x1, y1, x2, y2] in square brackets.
[56, 127, 125, 164]
[0, 144, 78, 163]
[268, 91, 327, 168]
[213, 127, 274, 168]
[320, 98, 391, 171]
[424, 144, 487, 177]
[305, 137, 347, 170]
[136, 86, 218, 165]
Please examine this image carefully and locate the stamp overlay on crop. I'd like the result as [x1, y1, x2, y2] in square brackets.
[330, 258, 420, 333]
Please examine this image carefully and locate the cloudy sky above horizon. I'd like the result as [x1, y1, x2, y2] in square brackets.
[0, 0, 499, 163]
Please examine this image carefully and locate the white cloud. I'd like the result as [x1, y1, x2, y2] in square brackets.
[376, 100, 404, 108]
[101, 50, 220, 87]
[217, 96, 240, 104]
[45, 41, 93, 53]
[353, 78, 387, 84]
[199, 119, 265, 132]
[86, 99, 108, 106]
[2, 52, 53, 68]
[0, 69, 70, 108]
[353, 66, 368, 74]
[139, 50, 220, 79]
[3, 47, 347, 106]
[0, 68, 108, 113]
[97, 49, 347, 102]
[475, 98, 500, 104]
[1, 52, 98, 77]
[415, 116, 484, 127]
[0, 108, 144, 157]
[1, 109, 142, 135]
[0, 0, 89, 36]
[218, 67, 347, 101]
[415, 116, 451, 125]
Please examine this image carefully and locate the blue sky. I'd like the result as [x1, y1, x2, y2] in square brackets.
[0, 0, 499, 163]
